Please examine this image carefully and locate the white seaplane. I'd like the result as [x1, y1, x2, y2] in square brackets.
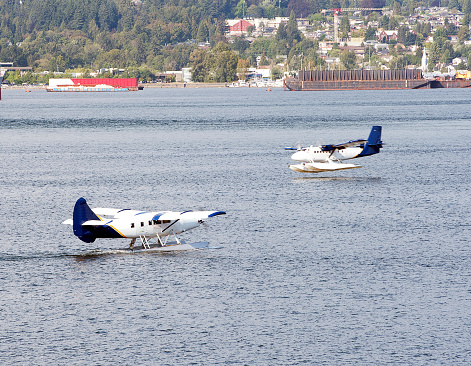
[62, 197, 226, 252]
[285, 126, 383, 173]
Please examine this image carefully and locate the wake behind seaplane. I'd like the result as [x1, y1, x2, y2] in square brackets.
[62, 198, 226, 252]
[285, 126, 383, 173]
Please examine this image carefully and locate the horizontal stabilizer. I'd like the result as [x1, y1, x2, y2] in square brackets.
[82, 220, 108, 226]
[62, 219, 73, 225]
[92, 208, 123, 217]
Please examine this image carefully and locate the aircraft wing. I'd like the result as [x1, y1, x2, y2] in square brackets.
[153, 211, 226, 222]
[82, 220, 106, 226]
[181, 211, 226, 220]
[328, 139, 367, 149]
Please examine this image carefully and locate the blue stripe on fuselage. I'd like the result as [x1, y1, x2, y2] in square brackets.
[152, 212, 166, 221]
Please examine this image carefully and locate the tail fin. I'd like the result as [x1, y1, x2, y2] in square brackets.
[73, 197, 100, 243]
[358, 126, 382, 157]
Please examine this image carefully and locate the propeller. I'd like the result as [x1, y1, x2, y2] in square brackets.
[315, 138, 325, 147]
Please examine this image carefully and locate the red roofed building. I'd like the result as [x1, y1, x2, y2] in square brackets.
[228, 19, 254, 35]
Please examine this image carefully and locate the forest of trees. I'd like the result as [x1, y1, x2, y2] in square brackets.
[1, 0, 471, 82]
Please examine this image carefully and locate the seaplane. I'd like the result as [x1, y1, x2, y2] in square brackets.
[62, 197, 226, 252]
[285, 126, 383, 173]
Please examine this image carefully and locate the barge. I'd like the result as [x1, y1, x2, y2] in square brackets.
[284, 70, 471, 90]
[47, 78, 141, 92]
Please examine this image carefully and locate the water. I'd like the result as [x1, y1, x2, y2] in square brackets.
[1, 87, 470, 365]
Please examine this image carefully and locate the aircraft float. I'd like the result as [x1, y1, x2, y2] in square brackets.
[285, 126, 383, 173]
[63, 197, 226, 252]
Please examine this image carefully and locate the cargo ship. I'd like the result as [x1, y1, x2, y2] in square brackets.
[284, 70, 471, 90]
[47, 78, 141, 92]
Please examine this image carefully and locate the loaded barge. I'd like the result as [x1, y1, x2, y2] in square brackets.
[284, 70, 471, 90]
[47, 78, 141, 92]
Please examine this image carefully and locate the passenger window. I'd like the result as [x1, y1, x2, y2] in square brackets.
[131, 223, 134, 228]
[141, 222, 144, 227]
[149, 220, 152, 226]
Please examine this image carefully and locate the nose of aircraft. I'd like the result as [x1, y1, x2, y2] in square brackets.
[180, 216, 200, 232]
[291, 150, 306, 162]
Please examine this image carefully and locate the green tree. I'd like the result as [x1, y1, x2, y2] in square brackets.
[388, 16, 398, 30]
[215, 50, 238, 82]
[389, 56, 403, 69]
[236, 57, 250, 80]
[364, 26, 377, 41]
[276, 22, 287, 41]
[196, 22, 208, 42]
[259, 52, 270, 65]
[428, 42, 440, 70]
[340, 49, 357, 69]
[464, 0, 471, 14]
[235, 0, 246, 18]
[271, 66, 282, 79]
[340, 15, 350, 40]
[286, 10, 301, 48]
[458, 26, 469, 43]
[423, 22, 432, 36]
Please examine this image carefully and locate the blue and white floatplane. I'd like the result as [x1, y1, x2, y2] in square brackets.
[286, 126, 383, 173]
[63, 198, 226, 252]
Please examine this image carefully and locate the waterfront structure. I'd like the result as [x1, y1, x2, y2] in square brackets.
[47, 78, 140, 92]
[284, 70, 471, 90]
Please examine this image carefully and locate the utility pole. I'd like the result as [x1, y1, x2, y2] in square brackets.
[0, 69, 5, 100]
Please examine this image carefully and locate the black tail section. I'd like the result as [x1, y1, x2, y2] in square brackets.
[73, 197, 100, 243]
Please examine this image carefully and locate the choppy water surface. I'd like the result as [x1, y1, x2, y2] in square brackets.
[1, 87, 470, 365]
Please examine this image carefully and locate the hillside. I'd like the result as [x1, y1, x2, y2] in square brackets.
[0, 0, 265, 71]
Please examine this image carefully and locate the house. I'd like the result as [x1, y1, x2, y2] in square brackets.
[424, 36, 433, 44]
[340, 46, 365, 57]
[0, 62, 32, 75]
[322, 56, 340, 67]
[448, 35, 458, 43]
[452, 57, 467, 66]
[227, 19, 255, 35]
[266, 17, 289, 30]
[378, 30, 398, 43]
[318, 41, 334, 56]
